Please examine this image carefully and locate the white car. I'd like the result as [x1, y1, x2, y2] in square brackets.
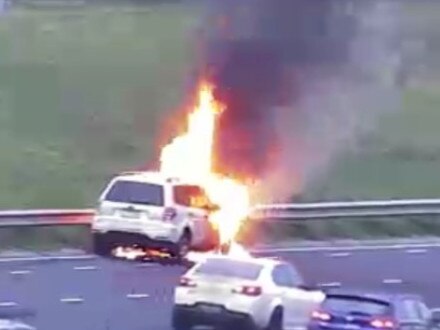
[172, 254, 325, 330]
[91, 171, 220, 259]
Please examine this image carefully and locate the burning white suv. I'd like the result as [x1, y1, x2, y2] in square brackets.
[91, 171, 220, 260]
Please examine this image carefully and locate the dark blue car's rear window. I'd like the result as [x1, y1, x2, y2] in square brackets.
[323, 295, 391, 315]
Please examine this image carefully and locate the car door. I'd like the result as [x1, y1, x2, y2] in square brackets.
[271, 265, 297, 329]
[272, 263, 309, 328]
[282, 263, 323, 327]
[284, 263, 324, 321]
[397, 298, 429, 330]
[172, 185, 207, 245]
[186, 185, 213, 245]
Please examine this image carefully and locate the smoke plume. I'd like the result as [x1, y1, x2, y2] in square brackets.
[195, 0, 402, 203]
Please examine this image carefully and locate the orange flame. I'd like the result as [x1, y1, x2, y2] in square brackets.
[160, 81, 250, 246]
[160, 83, 221, 183]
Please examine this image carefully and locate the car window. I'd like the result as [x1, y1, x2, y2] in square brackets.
[104, 180, 164, 206]
[323, 295, 391, 315]
[173, 185, 210, 208]
[271, 266, 288, 287]
[272, 264, 299, 288]
[396, 299, 422, 320]
[284, 263, 304, 286]
[193, 258, 263, 280]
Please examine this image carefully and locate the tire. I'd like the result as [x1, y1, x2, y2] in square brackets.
[92, 233, 112, 257]
[266, 307, 283, 330]
[171, 231, 191, 260]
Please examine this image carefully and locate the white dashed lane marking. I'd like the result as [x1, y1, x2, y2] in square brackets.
[0, 240, 435, 264]
[73, 266, 98, 271]
[406, 249, 427, 254]
[319, 282, 341, 288]
[383, 279, 403, 284]
[328, 252, 351, 258]
[135, 263, 156, 268]
[60, 297, 84, 304]
[0, 254, 95, 263]
[260, 242, 440, 253]
[0, 301, 18, 307]
[9, 270, 32, 275]
[126, 293, 149, 299]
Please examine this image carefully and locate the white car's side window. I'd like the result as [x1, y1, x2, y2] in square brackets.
[272, 265, 295, 288]
[173, 185, 210, 209]
[284, 264, 305, 287]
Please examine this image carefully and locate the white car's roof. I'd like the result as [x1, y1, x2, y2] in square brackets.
[113, 171, 201, 186]
[192, 253, 283, 268]
[186, 254, 285, 281]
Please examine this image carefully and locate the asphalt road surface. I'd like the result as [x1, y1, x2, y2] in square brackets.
[1, 243, 440, 330]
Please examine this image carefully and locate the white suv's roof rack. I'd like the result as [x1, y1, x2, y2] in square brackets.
[118, 171, 144, 176]
[117, 171, 184, 183]
[166, 177, 181, 183]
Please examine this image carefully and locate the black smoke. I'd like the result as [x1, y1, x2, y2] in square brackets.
[195, 0, 402, 201]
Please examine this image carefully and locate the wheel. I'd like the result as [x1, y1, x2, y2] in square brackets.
[171, 231, 191, 261]
[266, 307, 283, 330]
[92, 233, 112, 257]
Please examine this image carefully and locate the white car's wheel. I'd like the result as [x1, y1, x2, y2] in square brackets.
[171, 231, 192, 260]
[266, 307, 283, 330]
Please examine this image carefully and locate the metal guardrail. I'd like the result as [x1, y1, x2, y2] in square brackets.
[2, 199, 440, 227]
[252, 199, 440, 220]
[0, 209, 94, 227]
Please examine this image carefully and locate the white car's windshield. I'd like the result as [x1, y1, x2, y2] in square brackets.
[194, 258, 263, 280]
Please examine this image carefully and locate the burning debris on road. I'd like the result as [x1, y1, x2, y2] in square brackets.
[112, 241, 243, 265]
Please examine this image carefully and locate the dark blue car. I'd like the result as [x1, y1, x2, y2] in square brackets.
[307, 289, 437, 330]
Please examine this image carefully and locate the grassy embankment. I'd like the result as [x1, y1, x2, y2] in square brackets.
[1, 2, 440, 249]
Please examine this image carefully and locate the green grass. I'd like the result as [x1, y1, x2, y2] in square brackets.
[1, 2, 440, 248]
[1, 2, 440, 208]
[0, 3, 201, 208]
[306, 86, 440, 201]
[237, 216, 440, 246]
[0, 226, 90, 250]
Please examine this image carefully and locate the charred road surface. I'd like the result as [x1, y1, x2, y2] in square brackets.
[1, 243, 440, 330]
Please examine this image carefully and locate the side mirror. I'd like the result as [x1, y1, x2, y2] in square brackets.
[298, 284, 319, 291]
[204, 203, 220, 212]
